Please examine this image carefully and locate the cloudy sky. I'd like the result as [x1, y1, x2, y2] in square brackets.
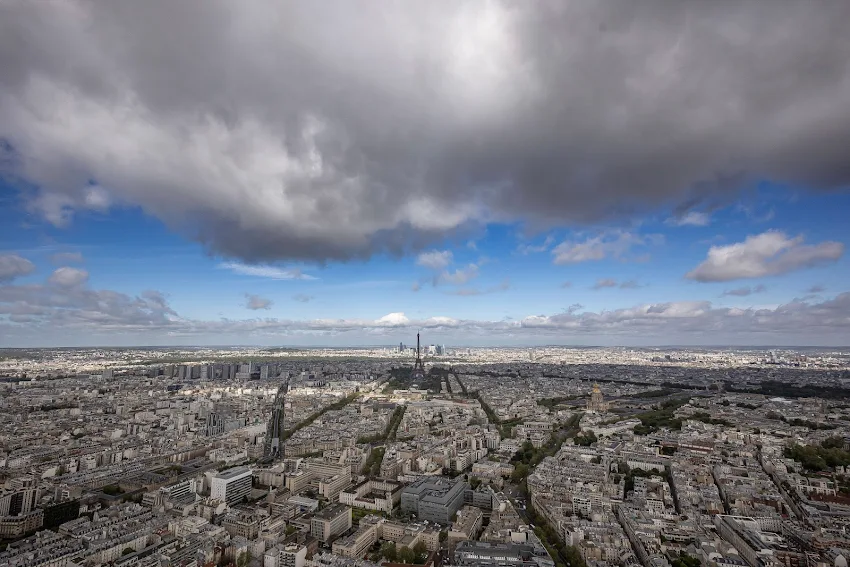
[1, 1, 849, 347]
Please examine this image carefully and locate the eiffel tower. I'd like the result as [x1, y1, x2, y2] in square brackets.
[411, 333, 426, 382]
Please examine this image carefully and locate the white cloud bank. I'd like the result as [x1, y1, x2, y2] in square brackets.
[2, 272, 849, 346]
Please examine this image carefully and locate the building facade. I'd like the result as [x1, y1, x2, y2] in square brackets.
[400, 477, 468, 525]
[210, 466, 252, 506]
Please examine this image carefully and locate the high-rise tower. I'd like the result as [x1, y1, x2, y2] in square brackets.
[411, 333, 426, 382]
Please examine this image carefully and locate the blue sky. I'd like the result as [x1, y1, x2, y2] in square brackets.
[2, 180, 847, 347]
[1, 2, 849, 347]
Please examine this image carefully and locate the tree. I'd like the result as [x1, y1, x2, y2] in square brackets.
[122, 547, 135, 556]
[511, 463, 530, 483]
[671, 554, 701, 567]
[381, 542, 398, 562]
[237, 551, 249, 567]
[399, 546, 416, 564]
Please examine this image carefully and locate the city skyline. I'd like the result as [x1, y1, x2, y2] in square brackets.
[1, 2, 850, 347]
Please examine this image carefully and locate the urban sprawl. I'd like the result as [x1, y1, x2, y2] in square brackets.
[1, 340, 849, 567]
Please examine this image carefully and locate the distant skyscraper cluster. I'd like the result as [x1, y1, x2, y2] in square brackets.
[398, 338, 447, 356]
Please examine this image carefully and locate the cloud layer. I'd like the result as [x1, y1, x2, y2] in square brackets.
[2, 263, 849, 346]
[3, 2, 850, 261]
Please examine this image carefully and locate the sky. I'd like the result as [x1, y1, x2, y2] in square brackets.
[0, 1, 849, 348]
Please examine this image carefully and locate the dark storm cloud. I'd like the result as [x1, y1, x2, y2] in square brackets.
[1, 1, 850, 261]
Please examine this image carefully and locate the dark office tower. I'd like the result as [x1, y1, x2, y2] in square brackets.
[399, 342, 404, 352]
[411, 333, 426, 382]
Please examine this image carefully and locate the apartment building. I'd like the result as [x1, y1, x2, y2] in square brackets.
[210, 466, 252, 506]
[338, 478, 402, 513]
[310, 503, 352, 543]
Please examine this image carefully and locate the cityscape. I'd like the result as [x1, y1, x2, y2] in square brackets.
[2, 2, 850, 567]
[1, 340, 850, 567]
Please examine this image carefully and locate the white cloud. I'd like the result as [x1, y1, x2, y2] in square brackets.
[415, 250, 480, 288]
[293, 294, 313, 303]
[668, 211, 711, 226]
[553, 232, 662, 265]
[686, 231, 844, 282]
[416, 250, 453, 270]
[591, 278, 642, 290]
[376, 312, 410, 326]
[245, 294, 273, 310]
[0, 254, 36, 282]
[722, 285, 767, 297]
[220, 262, 317, 280]
[435, 264, 479, 286]
[518, 235, 555, 254]
[592, 278, 618, 290]
[48, 267, 89, 287]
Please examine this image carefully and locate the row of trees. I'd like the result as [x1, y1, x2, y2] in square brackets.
[362, 447, 386, 477]
[524, 500, 587, 567]
[281, 393, 359, 442]
[358, 405, 407, 444]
